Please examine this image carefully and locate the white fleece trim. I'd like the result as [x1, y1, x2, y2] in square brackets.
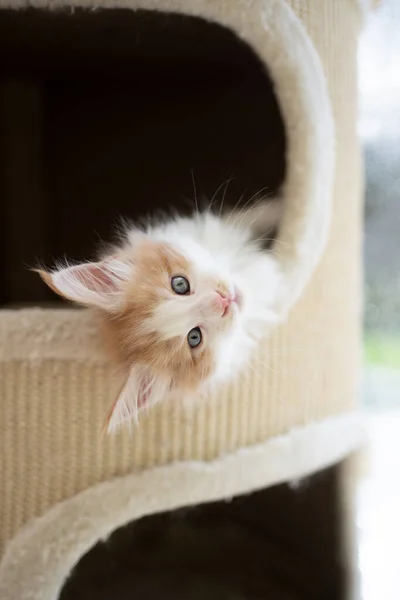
[259, 0, 334, 317]
[0, 412, 364, 600]
[0, 0, 335, 320]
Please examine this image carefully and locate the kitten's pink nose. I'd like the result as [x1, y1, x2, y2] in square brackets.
[216, 291, 230, 316]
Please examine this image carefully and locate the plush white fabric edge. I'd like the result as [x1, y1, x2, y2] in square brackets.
[257, 0, 335, 317]
[0, 0, 335, 320]
[0, 412, 365, 600]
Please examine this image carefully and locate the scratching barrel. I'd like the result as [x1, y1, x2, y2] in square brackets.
[0, 2, 367, 598]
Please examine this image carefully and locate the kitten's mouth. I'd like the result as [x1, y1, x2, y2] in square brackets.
[219, 289, 242, 317]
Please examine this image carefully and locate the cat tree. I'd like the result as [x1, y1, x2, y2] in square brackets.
[0, 1, 371, 598]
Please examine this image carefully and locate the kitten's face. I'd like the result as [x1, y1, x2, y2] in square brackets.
[114, 239, 242, 391]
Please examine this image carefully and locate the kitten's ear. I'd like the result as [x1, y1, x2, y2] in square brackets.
[105, 365, 171, 434]
[37, 258, 131, 311]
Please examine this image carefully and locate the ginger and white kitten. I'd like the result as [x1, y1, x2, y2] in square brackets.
[39, 201, 282, 433]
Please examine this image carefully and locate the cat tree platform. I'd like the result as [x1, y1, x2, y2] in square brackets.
[0, 1, 369, 599]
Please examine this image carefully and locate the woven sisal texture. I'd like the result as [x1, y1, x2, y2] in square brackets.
[0, 0, 363, 556]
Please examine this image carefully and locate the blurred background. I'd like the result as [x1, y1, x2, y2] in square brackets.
[358, 1, 400, 598]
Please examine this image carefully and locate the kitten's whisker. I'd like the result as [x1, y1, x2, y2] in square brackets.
[246, 361, 263, 381]
[243, 238, 288, 261]
[247, 235, 275, 246]
[242, 200, 277, 231]
[229, 189, 247, 215]
[209, 176, 236, 214]
[190, 168, 199, 217]
[240, 195, 277, 225]
[230, 188, 272, 228]
[249, 235, 290, 248]
[251, 353, 278, 374]
[218, 174, 235, 218]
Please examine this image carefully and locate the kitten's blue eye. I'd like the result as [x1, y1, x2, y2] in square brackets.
[187, 327, 202, 348]
[171, 275, 190, 295]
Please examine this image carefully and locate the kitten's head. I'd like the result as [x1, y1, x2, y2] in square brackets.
[39, 231, 257, 432]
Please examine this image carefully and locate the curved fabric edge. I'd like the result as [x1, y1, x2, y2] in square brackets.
[0, 412, 365, 600]
[0, 0, 335, 319]
[258, 1, 334, 316]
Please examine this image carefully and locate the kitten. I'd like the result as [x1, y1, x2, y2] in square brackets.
[39, 201, 282, 433]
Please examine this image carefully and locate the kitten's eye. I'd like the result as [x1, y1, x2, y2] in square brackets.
[171, 275, 190, 295]
[187, 327, 202, 348]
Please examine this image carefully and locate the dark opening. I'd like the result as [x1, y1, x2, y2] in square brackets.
[0, 9, 286, 304]
[59, 465, 346, 600]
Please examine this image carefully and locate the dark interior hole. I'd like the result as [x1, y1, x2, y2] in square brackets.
[59, 465, 346, 600]
[0, 8, 286, 305]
